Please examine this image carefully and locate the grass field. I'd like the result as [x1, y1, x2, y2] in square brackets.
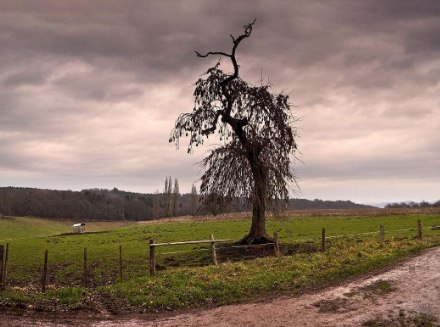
[0, 212, 439, 312]
[0, 216, 136, 241]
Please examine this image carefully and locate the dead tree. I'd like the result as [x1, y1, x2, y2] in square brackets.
[170, 20, 298, 244]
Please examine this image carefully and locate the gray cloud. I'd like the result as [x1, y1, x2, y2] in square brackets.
[0, 0, 439, 203]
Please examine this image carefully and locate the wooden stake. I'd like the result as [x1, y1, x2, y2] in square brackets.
[149, 239, 156, 276]
[42, 250, 48, 293]
[210, 234, 218, 265]
[83, 248, 88, 288]
[417, 220, 423, 240]
[119, 244, 123, 283]
[0, 245, 4, 291]
[3, 243, 8, 287]
[273, 232, 280, 257]
[380, 225, 385, 243]
[321, 228, 326, 252]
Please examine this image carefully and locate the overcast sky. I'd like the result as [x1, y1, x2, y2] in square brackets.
[0, 0, 439, 204]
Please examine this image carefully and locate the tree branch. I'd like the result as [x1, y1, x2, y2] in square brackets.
[195, 19, 257, 146]
[195, 51, 231, 58]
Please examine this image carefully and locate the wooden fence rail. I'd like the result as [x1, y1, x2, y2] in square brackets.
[148, 232, 282, 276]
[148, 221, 426, 276]
[149, 235, 232, 275]
[152, 239, 232, 247]
[321, 221, 425, 246]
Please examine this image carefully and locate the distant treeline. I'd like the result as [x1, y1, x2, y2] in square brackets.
[286, 198, 373, 210]
[0, 186, 372, 221]
[385, 200, 440, 209]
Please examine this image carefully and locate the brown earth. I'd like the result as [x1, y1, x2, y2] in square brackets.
[1, 246, 439, 327]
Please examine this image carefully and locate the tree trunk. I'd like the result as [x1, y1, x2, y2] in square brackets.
[240, 149, 272, 244]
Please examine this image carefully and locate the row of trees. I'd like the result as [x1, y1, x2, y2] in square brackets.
[0, 184, 199, 221]
[286, 199, 372, 210]
[385, 200, 440, 209]
[0, 186, 373, 221]
[162, 177, 181, 217]
[151, 177, 199, 219]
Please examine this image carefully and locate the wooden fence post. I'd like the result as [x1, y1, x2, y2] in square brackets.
[4, 243, 9, 286]
[380, 225, 385, 243]
[42, 250, 48, 293]
[0, 245, 4, 291]
[417, 220, 423, 240]
[149, 239, 156, 276]
[273, 232, 280, 257]
[119, 244, 123, 283]
[321, 228, 326, 252]
[83, 248, 88, 288]
[210, 234, 218, 265]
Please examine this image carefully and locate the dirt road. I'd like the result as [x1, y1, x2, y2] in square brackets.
[2, 247, 440, 326]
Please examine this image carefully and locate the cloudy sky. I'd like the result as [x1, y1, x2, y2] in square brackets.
[0, 0, 439, 204]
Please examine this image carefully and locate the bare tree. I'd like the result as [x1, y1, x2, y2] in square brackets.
[162, 176, 173, 217]
[172, 178, 180, 216]
[167, 176, 172, 216]
[170, 20, 298, 244]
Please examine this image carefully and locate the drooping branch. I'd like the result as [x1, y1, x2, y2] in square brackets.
[201, 110, 222, 135]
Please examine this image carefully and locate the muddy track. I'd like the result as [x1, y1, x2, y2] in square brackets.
[1, 247, 440, 326]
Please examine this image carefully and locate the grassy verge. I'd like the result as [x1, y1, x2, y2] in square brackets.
[105, 238, 436, 311]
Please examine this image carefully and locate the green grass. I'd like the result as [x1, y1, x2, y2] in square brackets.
[104, 237, 438, 311]
[0, 216, 136, 242]
[0, 213, 439, 313]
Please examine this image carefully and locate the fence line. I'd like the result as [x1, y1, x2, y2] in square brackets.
[0, 220, 438, 290]
[325, 231, 380, 239]
[152, 239, 232, 247]
[149, 235, 233, 275]
[148, 235, 280, 275]
[149, 222, 432, 276]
